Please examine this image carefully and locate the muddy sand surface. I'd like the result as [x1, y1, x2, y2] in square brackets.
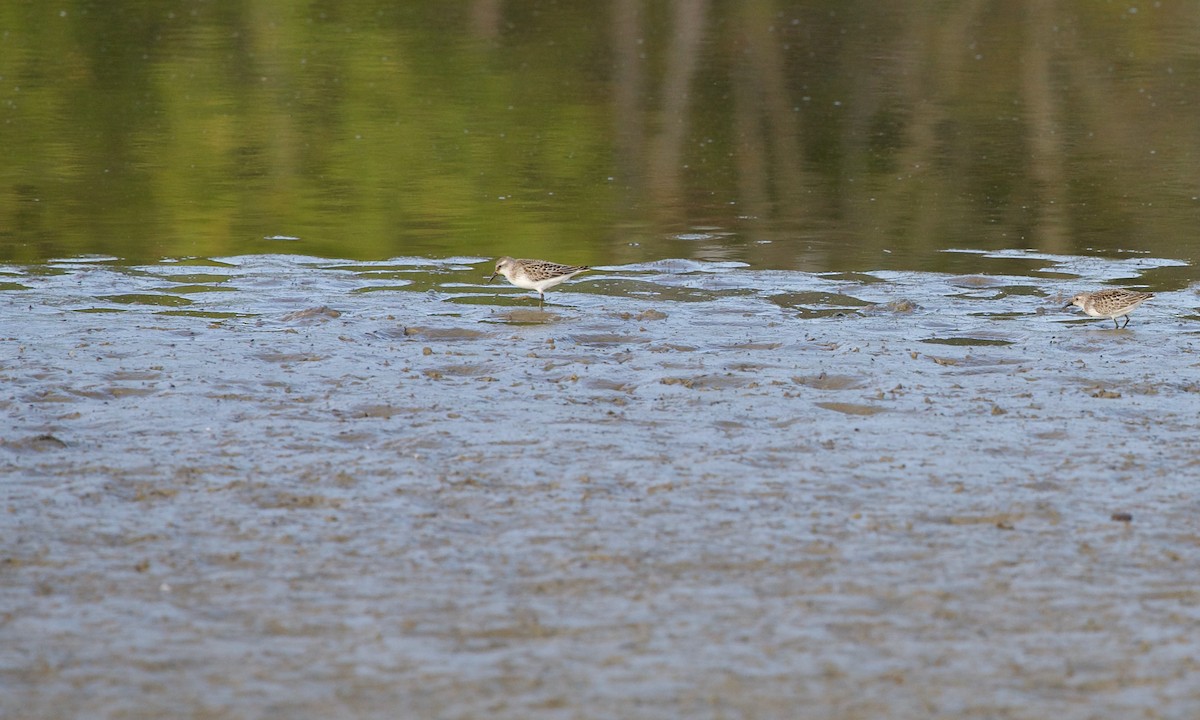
[3, 252, 1200, 719]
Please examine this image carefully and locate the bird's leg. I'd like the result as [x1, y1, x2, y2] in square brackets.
[538, 292, 545, 309]
[1121, 315, 1130, 329]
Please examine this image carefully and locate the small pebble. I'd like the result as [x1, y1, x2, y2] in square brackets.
[1111, 512, 1133, 523]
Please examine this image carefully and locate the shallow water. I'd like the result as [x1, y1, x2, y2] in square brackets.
[5, 3, 1200, 270]
[4, 252, 1200, 718]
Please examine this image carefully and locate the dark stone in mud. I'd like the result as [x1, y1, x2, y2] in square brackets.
[282, 305, 342, 322]
[3, 434, 70, 451]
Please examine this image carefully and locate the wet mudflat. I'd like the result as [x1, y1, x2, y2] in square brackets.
[3, 252, 1200, 719]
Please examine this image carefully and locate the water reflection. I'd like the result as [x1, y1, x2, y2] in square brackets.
[1, 2, 1198, 277]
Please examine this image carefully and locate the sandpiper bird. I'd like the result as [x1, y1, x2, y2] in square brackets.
[488, 257, 591, 307]
[1064, 288, 1154, 329]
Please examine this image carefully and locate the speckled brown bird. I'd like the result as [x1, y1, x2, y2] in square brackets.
[488, 257, 591, 307]
[1064, 289, 1154, 329]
